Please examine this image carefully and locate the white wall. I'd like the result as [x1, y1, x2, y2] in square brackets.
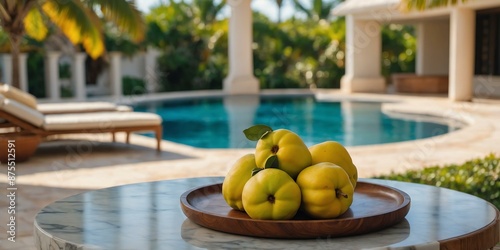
[91, 49, 159, 96]
[121, 52, 146, 79]
[416, 20, 450, 76]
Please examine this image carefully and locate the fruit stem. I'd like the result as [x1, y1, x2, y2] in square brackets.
[267, 194, 276, 204]
[336, 189, 348, 199]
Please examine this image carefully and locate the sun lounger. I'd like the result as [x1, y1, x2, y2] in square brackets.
[36, 102, 132, 114]
[0, 94, 163, 151]
[0, 84, 132, 114]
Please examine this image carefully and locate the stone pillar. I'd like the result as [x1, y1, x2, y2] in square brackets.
[109, 52, 122, 99]
[416, 21, 450, 75]
[1, 53, 28, 92]
[1, 54, 12, 85]
[45, 51, 61, 101]
[223, 0, 259, 95]
[72, 52, 87, 100]
[449, 8, 475, 101]
[19, 53, 28, 92]
[341, 15, 385, 93]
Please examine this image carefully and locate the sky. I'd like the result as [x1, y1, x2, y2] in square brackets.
[136, 0, 299, 21]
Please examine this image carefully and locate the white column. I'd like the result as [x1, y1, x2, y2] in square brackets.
[72, 52, 87, 100]
[19, 53, 28, 92]
[341, 15, 385, 93]
[416, 21, 449, 76]
[109, 52, 122, 99]
[223, 0, 259, 95]
[2, 53, 29, 91]
[1, 54, 12, 85]
[45, 51, 61, 101]
[449, 8, 475, 101]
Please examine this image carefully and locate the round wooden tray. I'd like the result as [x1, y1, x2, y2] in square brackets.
[180, 181, 411, 239]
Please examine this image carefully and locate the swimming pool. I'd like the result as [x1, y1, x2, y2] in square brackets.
[134, 95, 463, 149]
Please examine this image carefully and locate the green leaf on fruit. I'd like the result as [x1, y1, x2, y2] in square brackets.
[251, 167, 263, 176]
[243, 124, 273, 141]
[265, 155, 279, 169]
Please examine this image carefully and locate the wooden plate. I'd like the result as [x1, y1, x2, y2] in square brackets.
[180, 181, 411, 239]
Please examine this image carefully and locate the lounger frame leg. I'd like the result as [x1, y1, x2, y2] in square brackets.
[155, 127, 162, 152]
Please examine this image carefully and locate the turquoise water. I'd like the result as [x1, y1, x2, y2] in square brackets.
[134, 95, 462, 149]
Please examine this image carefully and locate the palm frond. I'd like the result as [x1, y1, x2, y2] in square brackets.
[293, 0, 312, 18]
[214, 1, 226, 16]
[313, 0, 323, 18]
[193, 0, 226, 23]
[87, 0, 145, 42]
[5, 0, 17, 13]
[0, 3, 12, 22]
[42, 0, 104, 58]
[401, 0, 467, 11]
[24, 6, 48, 41]
[0, 1, 36, 30]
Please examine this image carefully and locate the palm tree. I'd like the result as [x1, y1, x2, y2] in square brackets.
[275, 0, 284, 23]
[401, 0, 466, 11]
[292, 0, 340, 21]
[193, 0, 226, 24]
[0, 0, 144, 88]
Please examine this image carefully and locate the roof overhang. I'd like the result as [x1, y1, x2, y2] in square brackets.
[333, 0, 500, 22]
[332, 0, 401, 16]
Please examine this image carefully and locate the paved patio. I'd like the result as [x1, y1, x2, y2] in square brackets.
[1, 90, 500, 249]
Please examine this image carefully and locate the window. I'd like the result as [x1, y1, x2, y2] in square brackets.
[475, 8, 500, 76]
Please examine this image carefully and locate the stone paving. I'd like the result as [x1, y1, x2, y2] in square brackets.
[1, 90, 500, 249]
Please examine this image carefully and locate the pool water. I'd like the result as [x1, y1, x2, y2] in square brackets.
[134, 95, 462, 149]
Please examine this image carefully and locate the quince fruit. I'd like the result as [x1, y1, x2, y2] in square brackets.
[242, 168, 301, 220]
[222, 154, 260, 211]
[244, 125, 311, 179]
[309, 141, 358, 188]
[296, 162, 354, 219]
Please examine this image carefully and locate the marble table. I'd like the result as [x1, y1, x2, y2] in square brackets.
[34, 177, 499, 250]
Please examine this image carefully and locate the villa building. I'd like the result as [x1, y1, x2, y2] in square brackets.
[331, 0, 500, 101]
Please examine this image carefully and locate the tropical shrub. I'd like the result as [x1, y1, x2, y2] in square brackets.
[382, 24, 416, 79]
[122, 76, 146, 96]
[251, 13, 347, 89]
[27, 51, 46, 98]
[61, 86, 73, 98]
[375, 154, 500, 209]
[147, 3, 227, 91]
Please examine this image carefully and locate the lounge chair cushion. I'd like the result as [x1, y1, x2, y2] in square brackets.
[0, 84, 37, 109]
[43, 112, 162, 131]
[1, 98, 45, 127]
[116, 105, 133, 112]
[37, 102, 132, 114]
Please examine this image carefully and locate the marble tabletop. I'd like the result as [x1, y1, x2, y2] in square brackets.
[34, 177, 499, 250]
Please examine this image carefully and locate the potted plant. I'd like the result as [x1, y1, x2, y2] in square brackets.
[0, 132, 41, 163]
